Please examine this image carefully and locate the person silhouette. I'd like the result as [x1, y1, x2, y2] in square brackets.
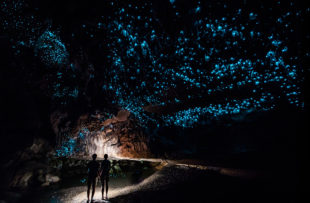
[87, 154, 100, 202]
[99, 154, 111, 200]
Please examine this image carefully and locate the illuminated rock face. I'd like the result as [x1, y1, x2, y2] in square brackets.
[85, 129, 150, 158]
[85, 131, 120, 158]
[53, 110, 152, 158]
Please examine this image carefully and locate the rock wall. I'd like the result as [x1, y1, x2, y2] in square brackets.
[51, 109, 152, 159]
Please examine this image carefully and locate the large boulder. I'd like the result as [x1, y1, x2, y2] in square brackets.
[9, 161, 49, 188]
[9, 162, 61, 188]
[11, 171, 33, 188]
[45, 174, 60, 184]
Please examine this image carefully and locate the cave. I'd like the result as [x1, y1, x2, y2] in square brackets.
[0, 0, 309, 202]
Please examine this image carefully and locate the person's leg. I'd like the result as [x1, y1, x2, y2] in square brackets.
[87, 179, 91, 201]
[91, 179, 96, 201]
[101, 179, 105, 200]
[106, 177, 109, 199]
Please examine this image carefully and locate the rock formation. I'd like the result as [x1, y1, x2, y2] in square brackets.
[52, 109, 152, 159]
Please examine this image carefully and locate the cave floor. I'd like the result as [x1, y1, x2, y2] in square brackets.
[21, 159, 297, 203]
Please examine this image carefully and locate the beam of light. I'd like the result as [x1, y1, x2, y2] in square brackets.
[86, 134, 121, 159]
[70, 170, 164, 203]
[63, 160, 257, 203]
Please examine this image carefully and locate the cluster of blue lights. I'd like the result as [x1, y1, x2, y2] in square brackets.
[1, 0, 307, 129]
[1, 1, 78, 103]
[163, 96, 275, 127]
[1, 0, 42, 50]
[55, 137, 76, 157]
[56, 127, 91, 157]
[98, 0, 305, 127]
[34, 30, 69, 67]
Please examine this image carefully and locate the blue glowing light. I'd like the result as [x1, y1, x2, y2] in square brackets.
[2, 0, 305, 129]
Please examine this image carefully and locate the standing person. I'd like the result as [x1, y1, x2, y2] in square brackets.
[87, 154, 100, 202]
[99, 154, 111, 200]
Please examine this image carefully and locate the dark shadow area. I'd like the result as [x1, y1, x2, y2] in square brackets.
[113, 164, 300, 203]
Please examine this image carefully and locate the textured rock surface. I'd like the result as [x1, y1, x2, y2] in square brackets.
[4, 138, 61, 189]
[80, 110, 151, 158]
[52, 109, 152, 158]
